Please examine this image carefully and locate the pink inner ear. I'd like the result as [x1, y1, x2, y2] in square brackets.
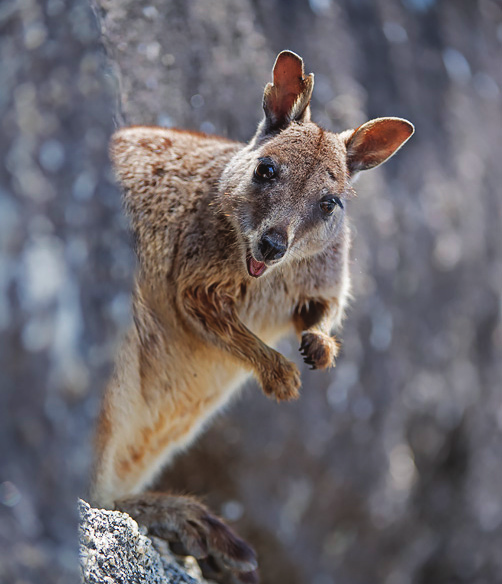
[270, 52, 305, 120]
[348, 118, 414, 171]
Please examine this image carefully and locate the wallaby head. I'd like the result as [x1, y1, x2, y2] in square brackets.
[219, 50, 414, 278]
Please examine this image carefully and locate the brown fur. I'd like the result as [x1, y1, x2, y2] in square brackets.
[90, 51, 413, 582]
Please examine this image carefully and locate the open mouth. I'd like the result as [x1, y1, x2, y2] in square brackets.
[246, 255, 267, 278]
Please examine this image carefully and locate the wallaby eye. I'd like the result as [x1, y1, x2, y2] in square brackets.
[319, 196, 343, 215]
[254, 159, 277, 181]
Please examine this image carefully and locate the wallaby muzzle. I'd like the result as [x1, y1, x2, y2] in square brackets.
[258, 229, 288, 262]
[247, 228, 288, 278]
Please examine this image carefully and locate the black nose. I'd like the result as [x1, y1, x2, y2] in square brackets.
[258, 231, 288, 261]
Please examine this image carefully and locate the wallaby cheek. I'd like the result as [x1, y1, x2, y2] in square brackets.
[295, 220, 339, 258]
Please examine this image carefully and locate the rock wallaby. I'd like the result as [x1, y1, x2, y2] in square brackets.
[90, 51, 414, 583]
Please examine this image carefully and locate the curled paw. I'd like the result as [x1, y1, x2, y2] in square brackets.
[116, 493, 257, 583]
[259, 354, 301, 402]
[299, 331, 339, 370]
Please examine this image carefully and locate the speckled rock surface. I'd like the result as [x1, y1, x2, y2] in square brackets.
[79, 500, 206, 584]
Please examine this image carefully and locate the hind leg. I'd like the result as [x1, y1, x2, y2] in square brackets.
[116, 492, 258, 584]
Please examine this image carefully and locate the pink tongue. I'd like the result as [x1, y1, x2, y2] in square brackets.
[248, 257, 266, 277]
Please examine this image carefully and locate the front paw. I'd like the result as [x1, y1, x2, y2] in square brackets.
[300, 332, 340, 370]
[259, 355, 301, 402]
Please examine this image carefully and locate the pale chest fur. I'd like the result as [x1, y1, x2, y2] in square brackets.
[95, 250, 348, 505]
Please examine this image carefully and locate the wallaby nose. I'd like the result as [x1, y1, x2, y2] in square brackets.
[258, 230, 288, 261]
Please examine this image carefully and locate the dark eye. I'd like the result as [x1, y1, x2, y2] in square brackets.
[254, 159, 276, 181]
[320, 196, 343, 215]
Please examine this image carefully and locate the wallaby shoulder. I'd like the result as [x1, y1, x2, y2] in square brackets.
[111, 125, 241, 184]
[110, 126, 242, 279]
[110, 126, 241, 218]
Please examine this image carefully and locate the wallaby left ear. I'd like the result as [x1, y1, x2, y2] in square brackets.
[345, 117, 415, 174]
[263, 50, 314, 133]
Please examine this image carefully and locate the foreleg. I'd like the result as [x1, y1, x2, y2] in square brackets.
[181, 284, 301, 401]
[293, 298, 341, 370]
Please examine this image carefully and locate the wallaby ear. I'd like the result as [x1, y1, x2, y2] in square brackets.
[345, 117, 414, 174]
[262, 50, 314, 133]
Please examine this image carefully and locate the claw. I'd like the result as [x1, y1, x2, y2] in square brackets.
[199, 557, 259, 584]
[203, 514, 257, 572]
[238, 569, 260, 584]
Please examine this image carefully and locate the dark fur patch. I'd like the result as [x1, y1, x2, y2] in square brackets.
[293, 299, 329, 330]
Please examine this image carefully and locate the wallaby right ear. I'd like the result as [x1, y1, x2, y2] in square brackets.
[262, 51, 314, 134]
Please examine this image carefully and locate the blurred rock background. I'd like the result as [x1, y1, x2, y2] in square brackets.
[1, 1, 501, 584]
[95, 1, 502, 583]
[0, 1, 131, 582]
